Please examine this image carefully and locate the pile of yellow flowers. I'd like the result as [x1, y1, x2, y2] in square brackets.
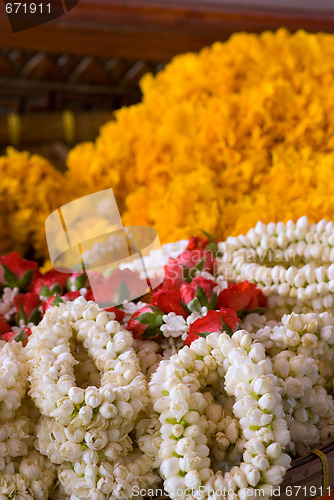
[2, 29, 334, 260]
[0, 149, 80, 260]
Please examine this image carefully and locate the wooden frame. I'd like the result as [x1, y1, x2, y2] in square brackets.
[1, 0, 334, 62]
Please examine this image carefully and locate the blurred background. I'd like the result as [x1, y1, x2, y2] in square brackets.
[1, 0, 334, 170]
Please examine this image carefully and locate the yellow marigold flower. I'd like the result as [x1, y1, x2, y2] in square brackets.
[66, 29, 334, 244]
[0, 148, 80, 259]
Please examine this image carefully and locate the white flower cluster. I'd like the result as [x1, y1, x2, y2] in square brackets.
[119, 240, 189, 280]
[0, 340, 27, 420]
[25, 297, 160, 498]
[0, 342, 56, 499]
[252, 312, 334, 456]
[218, 217, 334, 317]
[0, 416, 55, 499]
[58, 447, 159, 500]
[149, 330, 291, 500]
[0, 286, 18, 320]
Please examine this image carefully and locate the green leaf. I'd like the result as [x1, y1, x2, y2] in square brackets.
[52, 296, 64, 307]
[16, 302, 27, 323]
[221, 320, 234, 337]
[187, 297, 202, 313]
[207, 291, 217, 310]
[13, 330, 27, 343]
[40, 284, 54, 298]
[17, 269, 34, 289]
[196, 285, 208, 307]
[196, 331, 214, 338]
[74, 273, 87, 290]
[136, 312, 156, 325]
[114, 281, 130, 304]
[237, 307, 266, 320]
[195, 258, 205, 272]
[29, 308, 42, 325]
[166, 417, 177, 424]
[181, 265, 193, 283]
[50, 284, 62, 295]
[1, 264, 19, 288]
[202, 230, 218, 256]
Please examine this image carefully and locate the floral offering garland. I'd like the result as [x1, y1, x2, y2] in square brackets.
[218, 217, 334, 317]
[0, 222, 333, 499]
[149, 330, 291, 500]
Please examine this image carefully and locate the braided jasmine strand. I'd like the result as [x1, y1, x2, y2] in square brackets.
[218, 217, 334, 317]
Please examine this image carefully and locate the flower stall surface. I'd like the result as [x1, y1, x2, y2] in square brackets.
[0, 218, 333, 499]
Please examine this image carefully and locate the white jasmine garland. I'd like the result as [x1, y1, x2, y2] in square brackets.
[25, 297, 149, 443]
[149, 330, 291, 500]
[252, 311, 334, 456]
[57, 446, 160, 499]
[217, 217, 334, 317]
[161, 313, 188, 339]
[133, 339, 163, 380]
[0, 415, 56, 500]
[0, 340, 27, 420]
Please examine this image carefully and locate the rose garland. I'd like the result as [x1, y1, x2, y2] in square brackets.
[217, 217, 334, 317]
[150, 331, 291, 500]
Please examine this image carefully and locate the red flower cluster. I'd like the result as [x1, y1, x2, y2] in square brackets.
[0, 252, 126, 345]
[0, 236, 267, 349]
[126, 236, 267, 344]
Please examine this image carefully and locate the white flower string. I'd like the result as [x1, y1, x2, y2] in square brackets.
[57, 446, 160, 500]
[218, 217, 334, 317]
[3, 224, 334, 499]
[25, 297, 160, 498]
[25, 297, 148, 437]
[0, 416, 56, 499]
[0, 340, 27, 421]
[252, 311, 334, 456]
[0, 286, 19, 320]
[149, 330, 291, 500]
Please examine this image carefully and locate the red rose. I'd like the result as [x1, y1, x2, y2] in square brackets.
[180, 276, 217, 311]
[32, 269, 71, 297]
[0, 252, 40, 290]
[180, 282, 197, 304]
[15, 292, 41, 325]
[84, 288, 94, 301]
[104, 306, 126, 322]
[42, 294, 64, 313]
[0, 315, 11, 335]
[127, 304, 164, 339]
[185, 236, 210, 251]
[152, 289, 187, 318]
[177, 249, 214, 274]
[63, 291, 81, 301]
[217, 281, 267, 314]
[163, 259, 185, 290]
[88, 269, 146, 307]
[185, 308, 240, 346]
[219, 307, 241, 332]
[180, 277, 217, 309]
